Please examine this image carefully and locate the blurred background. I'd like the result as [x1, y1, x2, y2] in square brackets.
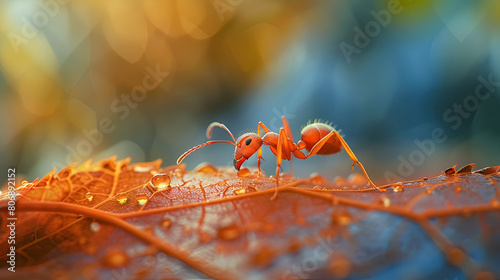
[1, 0, 499, 186]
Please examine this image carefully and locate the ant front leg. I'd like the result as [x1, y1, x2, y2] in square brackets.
[254, 122, 272, 182]
[271, 128, 288, 200]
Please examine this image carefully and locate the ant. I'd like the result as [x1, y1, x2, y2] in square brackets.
[177, 116, 384, 200]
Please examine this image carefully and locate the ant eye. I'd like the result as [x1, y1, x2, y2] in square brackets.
[245, 138, 252, 145]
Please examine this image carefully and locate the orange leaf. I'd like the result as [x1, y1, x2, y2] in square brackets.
[1, 158, 499, 279]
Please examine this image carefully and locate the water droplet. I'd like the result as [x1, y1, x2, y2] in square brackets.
[333, 176, 346, 186]
[313, 185, 322, 190]
[423, 177, 428, 180]
[102, 248, 130, 268]
[188, 185, 196, 189]
[217, 224, 241, 241]
[86, 192, 93, 202]
[162, 218, 172, 229]
[136, 194, 149, 206]
[310, 173, 327, 184]
[116, 193, 128, 205]
[332, 213, 351, 226]
[490, 198, 500, 208]
[380, 196, 391, 207]
[454, 185, 462, 193]
[392, 183, 404, 192]
[234, 188, 246, 195]
[150, 173, 171, 190]
[90, 222, 101, 233]
[425, 188, 433, 194]
[194, 162, 218, 174]
[21, 180, 28, 186]
[348, 173, 366, 185]
[237, 168, 251, 177]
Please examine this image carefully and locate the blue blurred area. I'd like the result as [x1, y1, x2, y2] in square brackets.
[1, 0, 499, 185]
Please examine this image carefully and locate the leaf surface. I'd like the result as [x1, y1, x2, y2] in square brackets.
[1, 159, 499, 279]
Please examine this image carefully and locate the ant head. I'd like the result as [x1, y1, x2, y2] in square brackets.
[233, 133, 262, 170]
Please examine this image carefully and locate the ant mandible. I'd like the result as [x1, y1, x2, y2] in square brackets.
[177, 116, 384, 200]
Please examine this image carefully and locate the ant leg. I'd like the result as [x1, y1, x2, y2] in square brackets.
[281, 116, 295, 176]
[254, 147, 263, 182]
[281, 116, 294, 142]
[271, 128, 287, 200]
[305, 130, 385, 192]
[257, 121, 272, 136]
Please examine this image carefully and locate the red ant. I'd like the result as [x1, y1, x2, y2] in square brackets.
[177, 116, 384, 200]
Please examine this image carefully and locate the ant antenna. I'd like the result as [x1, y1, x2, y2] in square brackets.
[206, 122, 236, 143]
[177, 122, 237, 164]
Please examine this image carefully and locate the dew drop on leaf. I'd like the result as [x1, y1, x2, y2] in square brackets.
[348, 173, 366, 185]
[237, 168, 251, 177]
[86, 192, 93, 202]
[233, 188, 246, 195]
[217, 224, 241, 241]
[332, 213, 352, 226]
[380, 196, 391, 208]
[116, 193, 128, 205]
[101, 248, 130, 268]
[310, 173, 327, 184]
[333, 176, 347, 185]
[90, 222, 101, 233]
[392, 183, 404, 192]
[150, 173, 171, 190]
[194, 162, 218, 174]
[136, 194, 149, 206]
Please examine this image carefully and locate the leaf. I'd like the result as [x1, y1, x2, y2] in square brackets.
[1, 158, 500, 279]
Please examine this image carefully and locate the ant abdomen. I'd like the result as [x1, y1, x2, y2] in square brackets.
[300, 123, 342, 155]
